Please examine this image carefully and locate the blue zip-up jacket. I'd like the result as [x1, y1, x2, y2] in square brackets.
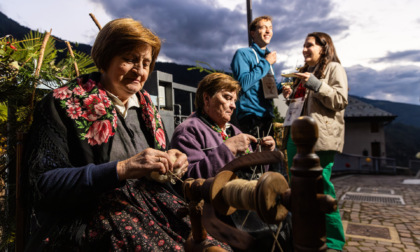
[230, 43, 282, 120]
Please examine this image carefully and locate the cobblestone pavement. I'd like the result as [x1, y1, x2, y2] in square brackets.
[332, 174, 420, 252]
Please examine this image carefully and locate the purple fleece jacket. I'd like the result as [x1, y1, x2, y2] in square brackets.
[171, 113, 243, 179]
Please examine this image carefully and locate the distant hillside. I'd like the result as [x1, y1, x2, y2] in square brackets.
[155, 62, 208, 87]
[385, 123, 420, 167]
[0, 11, 31, 39]
[355, 96, 420, 128]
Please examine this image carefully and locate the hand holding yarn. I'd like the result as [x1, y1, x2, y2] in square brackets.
[149, 149, 188, 184]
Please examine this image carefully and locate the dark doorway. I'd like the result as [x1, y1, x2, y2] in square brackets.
[371, 142, 381, 157]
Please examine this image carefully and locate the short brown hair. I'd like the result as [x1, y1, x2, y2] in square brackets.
[249, 15, 272, 32]
[91, 18, 161, 73]
[195, 73, 241, 112]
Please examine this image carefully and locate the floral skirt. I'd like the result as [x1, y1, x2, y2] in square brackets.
[84, 178, 231, 251]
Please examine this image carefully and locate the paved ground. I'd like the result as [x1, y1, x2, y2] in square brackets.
[332, 174, 420, 252]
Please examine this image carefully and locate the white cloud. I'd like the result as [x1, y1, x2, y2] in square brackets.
[330, 0, 420, 70]
[0, 0, 112, 45]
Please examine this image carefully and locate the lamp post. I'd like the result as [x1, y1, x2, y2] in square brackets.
[247, 0, 253, 46]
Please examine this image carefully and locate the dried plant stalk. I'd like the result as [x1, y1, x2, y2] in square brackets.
[65, 41, 80, 77]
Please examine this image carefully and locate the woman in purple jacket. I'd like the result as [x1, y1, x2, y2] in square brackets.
[171, 73, 294, 252]
[171, 72, 275, 179]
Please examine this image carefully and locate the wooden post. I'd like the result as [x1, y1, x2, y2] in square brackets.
[30, 29, 51, 119]
[290, 116, 336, 252]
[34, 29, 51, 78]
[183, 178, 228, 252]
[15, 132, 27, 252]
[65, 41, 80, 77]
[89, 13, 102, 30]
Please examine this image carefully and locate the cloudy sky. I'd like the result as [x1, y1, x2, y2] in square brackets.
[1, 0, 419, 105]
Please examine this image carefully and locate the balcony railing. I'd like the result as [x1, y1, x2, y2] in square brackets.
[333, 153, 397, 174]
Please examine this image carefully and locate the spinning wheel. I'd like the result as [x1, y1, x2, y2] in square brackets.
[183, 152, 289, 251]
[183, 116, 338, 252]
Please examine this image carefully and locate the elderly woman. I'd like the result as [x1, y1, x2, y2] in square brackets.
[171, 72, 275, 179]
[171, 73, 293, 252]
[22, 18, 230, 251]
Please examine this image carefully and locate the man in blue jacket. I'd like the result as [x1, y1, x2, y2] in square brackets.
[231, 15, 282, 138]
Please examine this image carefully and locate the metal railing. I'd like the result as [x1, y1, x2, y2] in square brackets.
[333, 153, 397, 174]
[174, 115, 189, 127]
[408, 159, 420, 175]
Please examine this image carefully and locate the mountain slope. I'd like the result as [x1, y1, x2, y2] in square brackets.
[0, 11, 31, 39]
[356, 96, 420, 128]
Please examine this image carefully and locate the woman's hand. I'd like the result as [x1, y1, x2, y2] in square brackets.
[296, 73, 322, 92]
[282, 86, 292, 99]
[258, 136, 276, 151]
[117, 148, 174, 181]
[224, 133, 257, 156]
[166, 149, 189, 179]
[293, 72, 311, 83]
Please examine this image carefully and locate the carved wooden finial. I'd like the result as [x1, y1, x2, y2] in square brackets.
[290, 116, 328, 252]
[291, 116, 321, 174]
[291, 116, 318, 155]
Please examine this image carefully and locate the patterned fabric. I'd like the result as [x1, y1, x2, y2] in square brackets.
[197, 112, 232, 141]
[85, 179, 190, 251]
[52, 74, 166, 149]
[84, 178, 231, 251]
[293, 81, 306, 99]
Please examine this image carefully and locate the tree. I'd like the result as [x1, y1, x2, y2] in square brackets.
[0, 31, 96, 249]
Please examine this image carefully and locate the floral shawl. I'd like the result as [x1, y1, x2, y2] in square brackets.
[53, 72, 166, 150]
[22, 72, 169, 249]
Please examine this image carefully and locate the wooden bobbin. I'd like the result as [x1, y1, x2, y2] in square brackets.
[209, 170, 290, 224]
[209, 170, 238, 216]
[255, 171, 290, 224]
